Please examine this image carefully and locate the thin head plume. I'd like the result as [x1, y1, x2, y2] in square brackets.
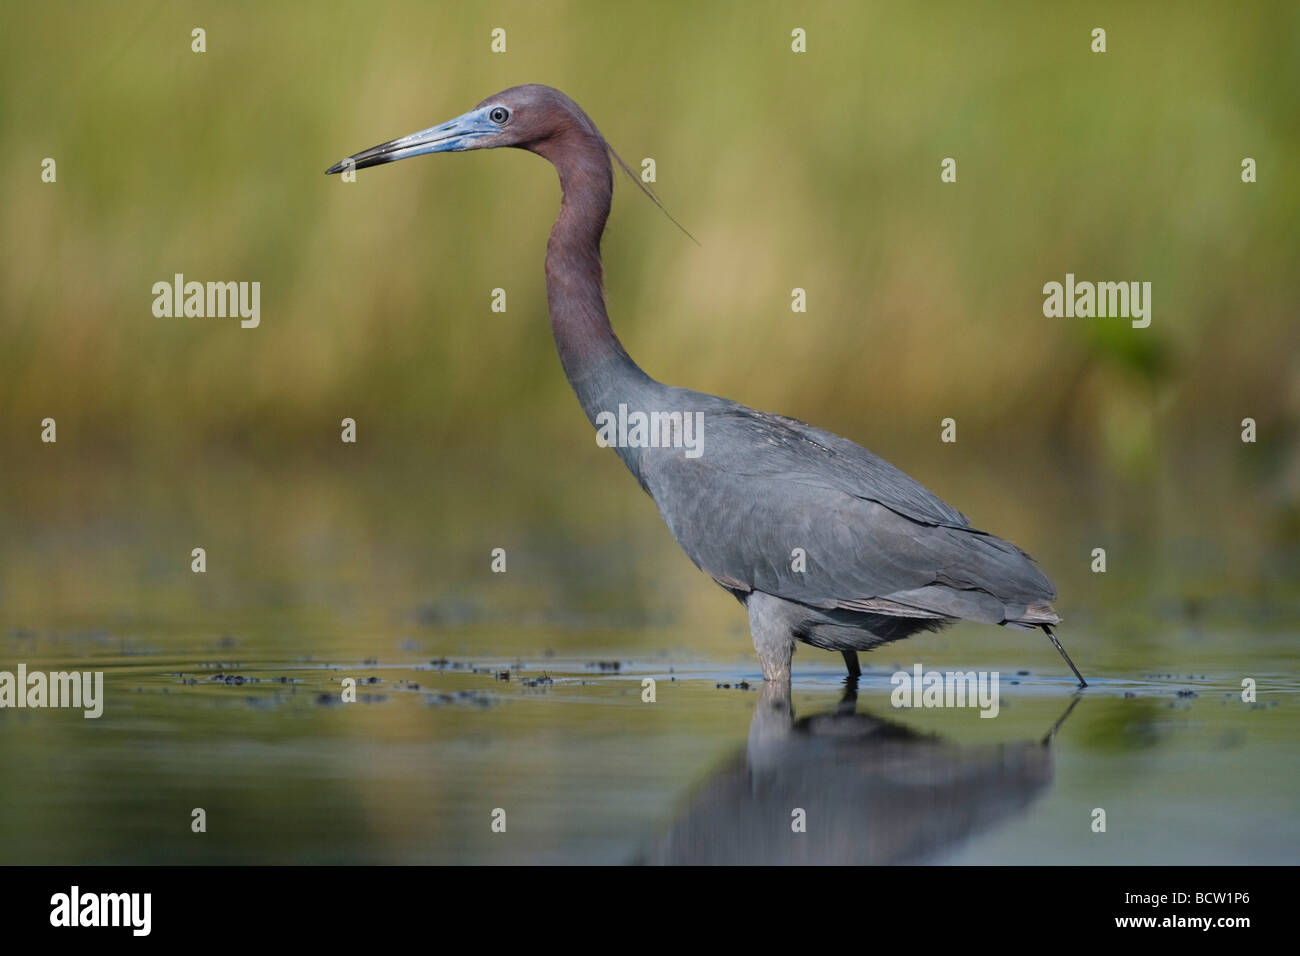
[605, 141, 698, 245]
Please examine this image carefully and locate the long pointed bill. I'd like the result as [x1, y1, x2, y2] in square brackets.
[325, 106, 499, 175]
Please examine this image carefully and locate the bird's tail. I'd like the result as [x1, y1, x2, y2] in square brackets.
[1002, 601, 1060, 631]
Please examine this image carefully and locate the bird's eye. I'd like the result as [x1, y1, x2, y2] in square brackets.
[488, 107, 510, 125]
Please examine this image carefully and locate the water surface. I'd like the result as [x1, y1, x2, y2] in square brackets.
[1, 458, 1296, 864]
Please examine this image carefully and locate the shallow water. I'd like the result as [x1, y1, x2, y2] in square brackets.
[1, 641, 1295, 864]
[1, 458, 1297, 864]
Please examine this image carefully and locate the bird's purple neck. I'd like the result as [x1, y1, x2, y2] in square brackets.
[532, 127, 650, 422]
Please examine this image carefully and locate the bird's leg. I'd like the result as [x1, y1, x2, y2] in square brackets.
[754, 633, 793, 685]
[1043, 626, 1087, 688]
[841, 649, 861, 680]
[746, 593, 795, 688]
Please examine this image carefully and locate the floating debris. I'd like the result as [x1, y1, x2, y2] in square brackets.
[425, 690, 492, 708]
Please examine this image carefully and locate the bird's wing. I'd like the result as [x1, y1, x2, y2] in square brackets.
[638, 401, 1057, 625]
[705, 405, 972, 527]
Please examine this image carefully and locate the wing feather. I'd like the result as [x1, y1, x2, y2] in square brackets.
[637, 393, 1056, 626]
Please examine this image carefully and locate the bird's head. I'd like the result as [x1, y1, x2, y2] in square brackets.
[325, 84, 695, 241]
[325, 84, 595, 174]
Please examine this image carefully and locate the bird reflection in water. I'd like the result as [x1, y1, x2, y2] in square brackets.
[640, 683, 1080, 865]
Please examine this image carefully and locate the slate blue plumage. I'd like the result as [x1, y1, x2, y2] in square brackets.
[327, 84, 1086, 687]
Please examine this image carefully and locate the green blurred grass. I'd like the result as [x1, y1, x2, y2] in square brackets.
[1, 2, 1298, 643]
[2, 1, 1296, 458]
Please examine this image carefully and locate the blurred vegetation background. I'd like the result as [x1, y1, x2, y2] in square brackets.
[1, 1, 1297, 655]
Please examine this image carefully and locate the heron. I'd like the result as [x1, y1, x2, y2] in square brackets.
[326, 84, 1087, 688]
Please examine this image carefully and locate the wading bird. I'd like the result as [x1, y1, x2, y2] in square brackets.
[326, 85, 1087, 688]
